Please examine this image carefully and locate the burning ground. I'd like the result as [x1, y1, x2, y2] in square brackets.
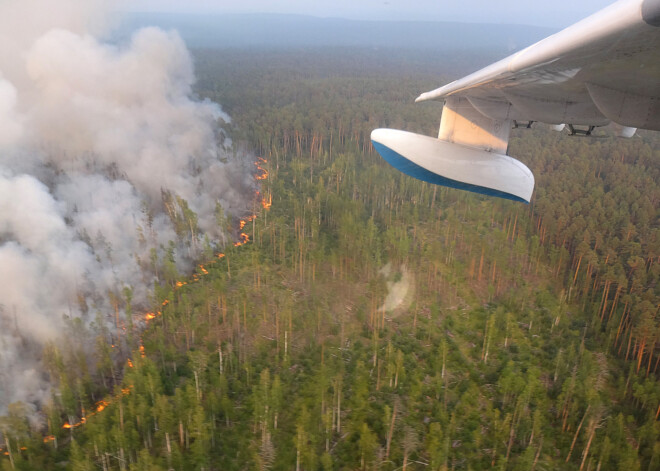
[0, 0, 256, 413]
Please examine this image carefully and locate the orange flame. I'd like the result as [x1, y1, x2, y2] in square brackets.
[234, 233, 249, 247]
[145, 312, 156, 320]
[260, 193, 272, 209]
[254, 158, 269, 180]
[234, 215, 256, 247]
[43, 435, 56, 443]
[127, 359, 134, 368]
[61, 386, 133, 430]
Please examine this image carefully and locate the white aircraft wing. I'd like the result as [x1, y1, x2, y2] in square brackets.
[371, 0, 660, 203]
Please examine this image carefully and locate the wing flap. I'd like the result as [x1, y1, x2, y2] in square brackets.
[502, 91, 609, 126]
[586, 83, 660, 130]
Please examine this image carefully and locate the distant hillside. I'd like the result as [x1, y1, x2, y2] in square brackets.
[116, 13, 555, 53]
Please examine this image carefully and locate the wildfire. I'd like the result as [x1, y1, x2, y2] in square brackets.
[232, 158, 271, 247]
[143, 310, 162, 325]
[234, 215, 256, 247]
[61, 387, 133, 430]
[63, 417, 86, 430]
[234, 233, 249, 247]
[260, 192, 272, 209]
[254, 157, 269, 180]
[52, 157, 273, 440]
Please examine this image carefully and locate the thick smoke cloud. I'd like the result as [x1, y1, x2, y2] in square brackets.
[0, 0, 253, 411]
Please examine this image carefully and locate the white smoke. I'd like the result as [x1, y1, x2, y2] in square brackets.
[0, 0, 254, 410]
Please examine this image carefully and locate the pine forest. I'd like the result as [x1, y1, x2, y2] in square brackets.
[1, 47, 659, 471]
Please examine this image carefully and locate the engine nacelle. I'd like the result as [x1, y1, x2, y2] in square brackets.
[371, 128, 535, 203]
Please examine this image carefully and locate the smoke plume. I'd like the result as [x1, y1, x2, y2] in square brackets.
[0, 0, 254, 411]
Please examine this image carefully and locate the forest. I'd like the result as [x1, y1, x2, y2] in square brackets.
[0, 46, 659, 470]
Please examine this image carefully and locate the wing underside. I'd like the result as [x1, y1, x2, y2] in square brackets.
[372, 0, 660, 203]
[416, 0, 660, 131]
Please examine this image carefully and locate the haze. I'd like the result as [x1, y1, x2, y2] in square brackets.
[123, 0, 617, 27]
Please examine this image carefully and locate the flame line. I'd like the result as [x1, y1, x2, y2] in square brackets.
[57, 158, 270, 435]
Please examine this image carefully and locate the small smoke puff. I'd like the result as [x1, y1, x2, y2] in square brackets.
[379, 265, 414, 315]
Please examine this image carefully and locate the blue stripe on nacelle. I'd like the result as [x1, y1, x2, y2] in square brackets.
[372, 141, 529, 204]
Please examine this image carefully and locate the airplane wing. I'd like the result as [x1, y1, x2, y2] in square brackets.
[371, 0, 660, 203]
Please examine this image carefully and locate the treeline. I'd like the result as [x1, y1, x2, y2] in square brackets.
[0, 47, 658, 470]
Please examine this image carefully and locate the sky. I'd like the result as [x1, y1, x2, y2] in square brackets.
[120, 0, 618, 27]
